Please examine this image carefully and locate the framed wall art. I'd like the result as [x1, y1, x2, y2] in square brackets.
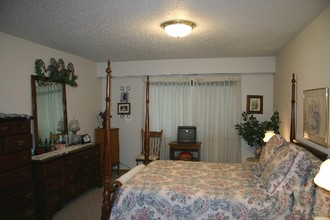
[246, 95, 263, 114]
[303, 88, 329, 148]
[117, 103, 131, 115]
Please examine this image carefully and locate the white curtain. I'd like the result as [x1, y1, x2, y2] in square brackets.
[36, 84, 64, 142]
[147, 75, 242, 163]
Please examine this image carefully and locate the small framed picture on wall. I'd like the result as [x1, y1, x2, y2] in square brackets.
[117, 103, 131, 115]
[246, 95, 263, 114]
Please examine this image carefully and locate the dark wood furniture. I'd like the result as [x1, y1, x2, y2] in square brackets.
[169, 141, 202, 161]
[95, 127, 120, 175]
[32, 143, 101, 219]
[0, 116, 36, 219]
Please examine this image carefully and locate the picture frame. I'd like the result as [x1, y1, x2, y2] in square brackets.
[303, 88, 329, 148]
[246, 95, 263, 114]
[117, 103, 131, 115]
[81, 134, 91, 144]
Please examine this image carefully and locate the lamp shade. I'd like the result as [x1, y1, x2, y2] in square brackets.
[314, 159, 330, 191]
[69, 118, 80, 133]
[161, 20, 196, 38]
[263, 130, 275, 142]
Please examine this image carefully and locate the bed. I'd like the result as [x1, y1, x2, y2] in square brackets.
[101, 61, 330, 219]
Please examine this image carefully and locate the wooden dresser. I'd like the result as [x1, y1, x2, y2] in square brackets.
[32, 143, 101, 219]
[0, 115, 36, 219]
[95, 128, 120, 175]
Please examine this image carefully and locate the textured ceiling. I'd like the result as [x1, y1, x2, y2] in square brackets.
[0, 0, 329, 62]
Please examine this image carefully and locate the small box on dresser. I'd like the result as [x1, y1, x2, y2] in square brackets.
[0, 115, 36, 220]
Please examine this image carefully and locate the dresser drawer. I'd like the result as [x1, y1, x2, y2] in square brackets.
[42, 191, 64, 211]
[0, 121, 30, 136]
[1, 134, 32, 154]
[0, 184, 35, 217]
[0, 123, 14, 136]
[43, 174, 63, 195]
[87, 146, 100, 160]
[63, 147, 99, 169]
[0, 165, 32, 188]
[0, 150, 31, 172]
[64, 152, 84, 169]
[42, 159, 63, 178]
[13, 121, 31, 134]
[2, 204, 36, 220]
[63, 168, 81, 186]
[63, 182, 81, 203]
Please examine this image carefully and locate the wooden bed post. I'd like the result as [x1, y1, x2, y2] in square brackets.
[144, 76, 150, 165]
[101, 60, 112, 220]
[290, 73, 296, 142]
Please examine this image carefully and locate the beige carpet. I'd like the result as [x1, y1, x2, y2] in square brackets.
[53, 170, 127, 220]
[53, 187, 103, 220]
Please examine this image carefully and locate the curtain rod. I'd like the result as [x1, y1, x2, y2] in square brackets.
[111, 73, 242, 79]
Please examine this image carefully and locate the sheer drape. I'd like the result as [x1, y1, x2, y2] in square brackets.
[148, 75, 241, 163]
[36, 84, 64, 141]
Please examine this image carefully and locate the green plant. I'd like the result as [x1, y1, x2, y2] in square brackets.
[235, 111, 280, 147]
[35, 58, 78, 87]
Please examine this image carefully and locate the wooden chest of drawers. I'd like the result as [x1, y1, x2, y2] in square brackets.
[32, 143, 101, 219]
[0, 116, 36, 219]
[95, 128, 120, 176]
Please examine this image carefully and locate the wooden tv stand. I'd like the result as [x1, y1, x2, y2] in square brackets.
[169, 141, 201, 161]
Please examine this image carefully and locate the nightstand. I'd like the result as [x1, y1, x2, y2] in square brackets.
[246, 157, 259, 163]
[169, 141, 201, 161]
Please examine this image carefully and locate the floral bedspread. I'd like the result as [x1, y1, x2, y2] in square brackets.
[110, 160, 299, 219]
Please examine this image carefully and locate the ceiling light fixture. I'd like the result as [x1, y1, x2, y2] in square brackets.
[161, 20, 196, 38]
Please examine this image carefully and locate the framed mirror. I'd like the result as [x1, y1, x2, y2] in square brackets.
[31, 75, 68, 149]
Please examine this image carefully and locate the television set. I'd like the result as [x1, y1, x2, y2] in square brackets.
[177, 126, 197, 143]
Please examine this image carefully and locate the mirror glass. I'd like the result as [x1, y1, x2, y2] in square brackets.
[31, 75, 68, 149]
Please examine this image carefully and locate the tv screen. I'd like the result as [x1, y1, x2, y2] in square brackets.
[177, 126, 196, 143]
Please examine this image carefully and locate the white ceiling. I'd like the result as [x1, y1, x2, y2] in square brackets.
[0, 0, 329, 62]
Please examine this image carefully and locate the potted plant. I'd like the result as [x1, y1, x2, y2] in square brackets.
[235, 111, 280, 158]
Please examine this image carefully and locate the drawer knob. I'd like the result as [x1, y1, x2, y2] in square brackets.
[20, 170, 30, 177]
[24, 192, 34, 199]
[16, 140, 26, 146]
[20, 155, 29, 161]
[25, 209, 35, 217]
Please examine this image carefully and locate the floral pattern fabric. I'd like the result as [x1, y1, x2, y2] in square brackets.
[260, 145, 301, 195]
[110, 160, 306, 220]
[254, 134, 287, 175]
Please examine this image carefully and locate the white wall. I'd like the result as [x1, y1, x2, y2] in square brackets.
[0, 31, 276, 168]
[97, 59, 275, 168]
[275, 6, 330, 156]
[0, 32, 101, 148]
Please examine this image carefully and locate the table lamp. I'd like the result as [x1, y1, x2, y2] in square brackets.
[263, 130, 275, 142]
[314, 159, 330, 191]
[313, 159, 330, 219]
[69, 118, 80, 145]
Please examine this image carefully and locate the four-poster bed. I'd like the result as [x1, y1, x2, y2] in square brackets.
[101, 60, 329, 219]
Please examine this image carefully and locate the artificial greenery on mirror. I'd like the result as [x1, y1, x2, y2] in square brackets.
[35, 58, 78, 87]
[235, 111, 280, 148]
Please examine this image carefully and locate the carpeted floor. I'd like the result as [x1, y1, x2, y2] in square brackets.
[53, 170, 127, 220]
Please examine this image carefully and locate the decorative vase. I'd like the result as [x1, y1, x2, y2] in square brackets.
[254, 146, 262, 159]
